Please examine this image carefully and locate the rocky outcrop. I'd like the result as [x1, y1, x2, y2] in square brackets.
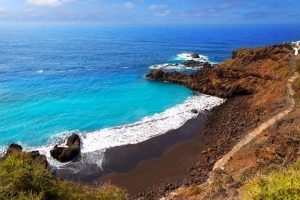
[191, 53, 200, 58]
[2, 144, 48, 168]
[67, 133, 80, 147]
[50, 134, 81, 162]
[30, 151, 49, 168]
[181, 60, 211, 68]
[146, 67, 254, 98]
[5, 143, 23, 155]
[191, 109, 198, 114]
[146, 44, 293, 98]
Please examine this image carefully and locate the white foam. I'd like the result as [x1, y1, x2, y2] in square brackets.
[174, 53, 209, 62]
[23, 94, 224, 170]
[292, 41, 300, 56]
[149, 63, 201, 70]
[81, 94, 224, 153]
[149, 53, 214, 70]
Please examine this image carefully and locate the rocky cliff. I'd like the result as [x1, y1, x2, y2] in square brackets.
[146, 44, 293, 98]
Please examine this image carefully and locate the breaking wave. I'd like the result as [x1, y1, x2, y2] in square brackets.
[22, 94, 224, 172]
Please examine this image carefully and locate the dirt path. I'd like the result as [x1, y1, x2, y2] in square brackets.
[210, 57, 300, 175]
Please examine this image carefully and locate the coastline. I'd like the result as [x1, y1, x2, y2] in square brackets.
[98, 94, 287, 200]
[0, 43, 294, 200]
[92, 96, 270, 199]
[90, 44, 293, 199]
[55, 112, 208, 183]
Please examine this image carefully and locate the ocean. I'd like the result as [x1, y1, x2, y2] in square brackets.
[1, 24, 300, 168]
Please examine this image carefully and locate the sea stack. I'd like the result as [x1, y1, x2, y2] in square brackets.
[50, 133, 81, 162]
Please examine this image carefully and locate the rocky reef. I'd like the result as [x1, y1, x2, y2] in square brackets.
[146, 43, 293, 98]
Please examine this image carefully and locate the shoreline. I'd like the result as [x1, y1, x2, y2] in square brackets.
[55, 112, 208, 184]
[1, 43, 293, 200]
[92, 96, 262, 199]
[97, 94, 287, 199]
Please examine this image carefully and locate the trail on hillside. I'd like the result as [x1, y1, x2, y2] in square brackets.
[211, 56, 300, 173]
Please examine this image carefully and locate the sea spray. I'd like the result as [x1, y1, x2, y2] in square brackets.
[150, 53, 213, 70]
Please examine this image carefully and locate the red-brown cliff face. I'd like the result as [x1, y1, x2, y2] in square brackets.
[146, 43, 293, 98]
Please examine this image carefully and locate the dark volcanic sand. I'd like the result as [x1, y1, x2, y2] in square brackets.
[56, 95, 273, 200]
[56, 113, 209, 186]
[98, 113, 208, 192]
[92, 95, 275, 200]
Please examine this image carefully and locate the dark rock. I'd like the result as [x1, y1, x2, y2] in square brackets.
[67, 133, 81, 147]
[50, 145, 80, 163]
[191, 53, 200, 58]
[30, 151, 48, 168]
[6, 143, 23, 155]
[181, 60, 207, 68]
[2, 144, 49, 168]
[191, 109, 198, 114]
[50, 134, 81, 162]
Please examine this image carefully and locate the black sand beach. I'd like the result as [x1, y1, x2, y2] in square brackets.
[55, 112, 208, 184]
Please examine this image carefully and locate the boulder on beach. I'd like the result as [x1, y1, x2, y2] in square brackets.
[50, 133, 81, 163]
[191, 109, 198, 114]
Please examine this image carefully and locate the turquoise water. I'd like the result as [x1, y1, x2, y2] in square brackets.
[1, 24, 300, 149]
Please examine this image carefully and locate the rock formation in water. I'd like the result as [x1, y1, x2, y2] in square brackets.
[50, 133, 81, 162]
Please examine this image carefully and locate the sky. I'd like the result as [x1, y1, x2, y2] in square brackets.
[0, 0, 299, 24]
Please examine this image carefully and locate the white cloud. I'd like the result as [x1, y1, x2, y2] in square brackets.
[148, 4, 166, 11]
[154, 10, 170, 17]
[26, 0, 73, 7]
[124, 1, 135, 9]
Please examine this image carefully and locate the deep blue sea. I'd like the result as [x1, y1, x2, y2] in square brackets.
[1, 24, 300, 153]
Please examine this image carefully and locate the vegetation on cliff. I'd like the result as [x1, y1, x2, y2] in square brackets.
[242, 160, 300, 200]
[0, 151, 126, 200]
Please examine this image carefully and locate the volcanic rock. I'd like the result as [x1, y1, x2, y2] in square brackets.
[191, 109, 198, 114]
[191, 53, 200, 58]
[6, 143, 23, 155]
[50, 133, 81, 162]
[146, 44, 292, 98]
[181, 60, 211, 68]
[30, 151, 49, 168]
[2, 144, 49, 168]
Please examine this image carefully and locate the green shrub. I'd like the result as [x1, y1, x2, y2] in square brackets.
[0, 151, 126, 200]
[242, 160, 300, 200]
